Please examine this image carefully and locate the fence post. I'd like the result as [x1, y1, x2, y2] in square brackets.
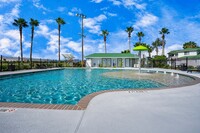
[0, 55, 2, 71]
[186, 57, 188, 69]
[170, 58, 172, 69]
[175, 58, 176, 70]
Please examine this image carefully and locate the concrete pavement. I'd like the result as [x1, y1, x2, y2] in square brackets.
[0, 68, 200, 133]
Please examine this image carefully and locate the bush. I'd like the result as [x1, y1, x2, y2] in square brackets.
[23, 64, 30, 69]
[2, 64, 8, 71]
[188, 66, 194, 69]
[58, 63, 63, 67]
[152, 55, 167, 68]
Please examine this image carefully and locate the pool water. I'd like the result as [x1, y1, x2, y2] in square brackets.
[0, 69, 165, 105]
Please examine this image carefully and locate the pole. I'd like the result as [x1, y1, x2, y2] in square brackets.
[76, 13, 86, 67]
[81, 17, 84, 67]
[139, 51, 141, 73]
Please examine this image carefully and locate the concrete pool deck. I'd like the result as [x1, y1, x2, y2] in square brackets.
[0, 68, 200, 133]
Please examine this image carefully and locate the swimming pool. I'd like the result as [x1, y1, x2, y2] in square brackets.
[0, 69, 194, 105]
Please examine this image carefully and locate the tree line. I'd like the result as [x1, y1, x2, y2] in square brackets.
[101, 27, 199, 58]
[13, 17, 199, 68]
[100, 27, 170, 57]
[13, 17, 65, 68]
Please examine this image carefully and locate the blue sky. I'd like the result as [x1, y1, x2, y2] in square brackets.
[0, 0, 200, 59]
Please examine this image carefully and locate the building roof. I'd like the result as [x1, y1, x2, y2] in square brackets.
[85, 53, 139, 58]
[179, 55, 200, 59]
[168, 48, 200, 55]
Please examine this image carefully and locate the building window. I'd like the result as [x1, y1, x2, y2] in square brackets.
[184, 52, 189, 55]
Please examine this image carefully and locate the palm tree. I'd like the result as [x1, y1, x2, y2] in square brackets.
[136, 32, 145, 43]
[56, 17, 66, 62]
[183, 41, 198, 49]
[146, 44, 153, 57]
[125, 26, 134, 51]
[29, 18, 39, 68]
[13, 18, 28, 64]
[100, 30, 109, 53]
[152, 38, 162, 55]
[159, 28, 170, 55]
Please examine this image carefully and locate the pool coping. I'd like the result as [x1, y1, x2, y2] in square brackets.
[0, 69, 200, 110]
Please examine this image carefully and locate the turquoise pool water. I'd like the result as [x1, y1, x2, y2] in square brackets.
[0, 69, 165, 105]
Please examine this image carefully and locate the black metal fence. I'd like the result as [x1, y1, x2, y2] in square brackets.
[0, 55, 83, 72]
[142, 57, 199, 71]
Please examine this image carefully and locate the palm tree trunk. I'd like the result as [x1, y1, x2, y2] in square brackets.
[128, 37, 130, 51]
[138, 51, 141, 73]
[104, 41, 107, 53]
[149, 52, 151, 58]
[30, 27, 34, 69]
[162, 40, 165, 55]
[58, 25, 61, 63]
[19, 27, 23, 64]
[104, 36, 107, 53]
[156, 47, 158, 55]
[139, 38, 141, 44]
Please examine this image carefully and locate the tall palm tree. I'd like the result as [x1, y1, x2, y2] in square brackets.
[56, 17, 66, 62]
[152, 38, 162, 55]
[146, 44, 153, 58]
[125, 26, 134, 51]
[137, 32, 145, 43]
[159, 27, 170, 55]
[13, 18, 28, 64]
[29, 18, 39, 68]
[100, 30, 109, 53]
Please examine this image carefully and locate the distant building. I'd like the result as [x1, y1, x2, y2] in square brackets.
[168, 48, 200, 67]
[85, 53, 139, 68]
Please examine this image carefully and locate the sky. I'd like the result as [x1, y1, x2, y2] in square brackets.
[0, 0, 200, 60]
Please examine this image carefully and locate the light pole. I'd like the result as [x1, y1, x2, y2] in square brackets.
[76, 13, 86, 67]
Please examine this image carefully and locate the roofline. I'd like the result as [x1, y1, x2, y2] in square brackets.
[168, 48, 200, 54]
[85, 57, 138, 58]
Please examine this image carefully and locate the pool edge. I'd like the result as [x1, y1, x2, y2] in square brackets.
[0, 69, 200, 110]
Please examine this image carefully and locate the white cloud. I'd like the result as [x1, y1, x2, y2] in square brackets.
[103, 30, 130, 53]
[100, 7, 109, 11]
[108, 0, 146, 10]
[57, 7, 66, 12]
[67, 7, 82, 16]
[66, 41, 82, 52]
[2, 4, 20, 24]
[84, 14, 107, 34]
[68, 12, 74, 16]
[104, 11, 117, 17]
[40, 19, 55, 25]
[4, 30, 19, 40]
[134, 13, 158, 28]
[122, 0, 146, 9]
[0, 15, 3, 23]
[0, 0, 19, 2]
[109, 0, 121, 6]
[71, 7, 81, 12]
[0, 4, 24, 57]
[33, 0, 49, 12]
[91, 0, 103, 3]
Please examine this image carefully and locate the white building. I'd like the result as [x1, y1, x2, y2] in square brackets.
[85, 53, 139, 68]
[168, 48, 200, 67]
